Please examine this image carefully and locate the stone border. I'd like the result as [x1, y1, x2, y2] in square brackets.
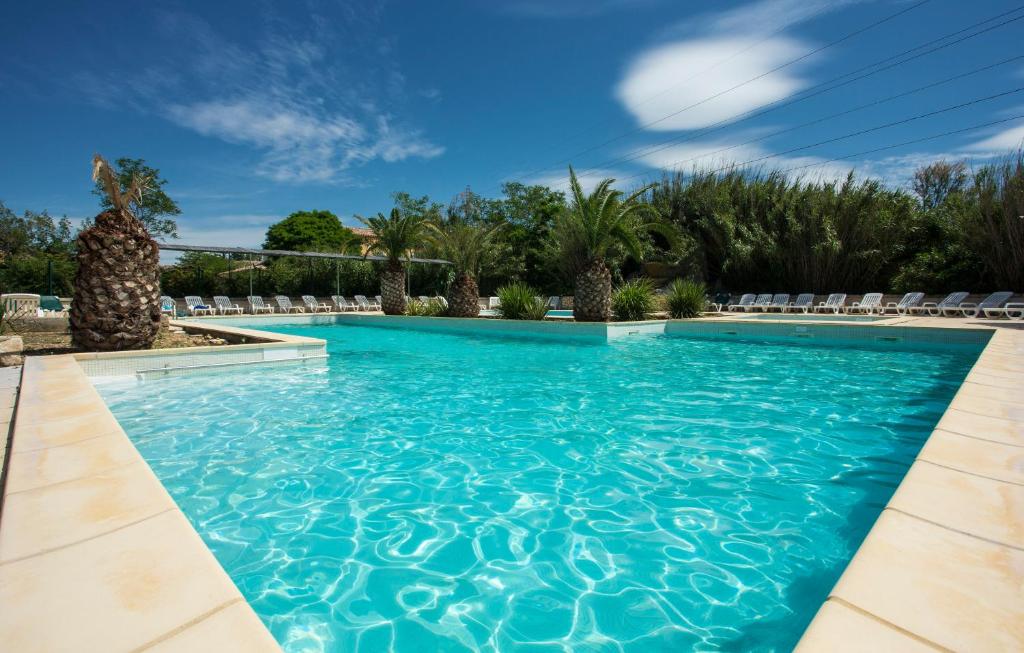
[0, 355, 281, 651]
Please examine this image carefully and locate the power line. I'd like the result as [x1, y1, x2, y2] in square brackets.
[588, 55, 1023, 178]
[565, 6, 1024, 182]
[613, 86, 1024, 183]
[510, 0, 932, 185]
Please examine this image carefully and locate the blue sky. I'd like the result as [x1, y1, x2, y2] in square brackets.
[2, 0, 1022, 251]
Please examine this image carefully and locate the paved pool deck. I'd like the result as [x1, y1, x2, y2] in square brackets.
[0, 314, 1020, 651]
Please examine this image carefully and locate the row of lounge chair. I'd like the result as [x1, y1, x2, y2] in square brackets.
[721, 291, 1023, 318]
[165, 295, 387, 316]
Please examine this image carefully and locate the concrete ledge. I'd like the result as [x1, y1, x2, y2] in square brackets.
[0, 356, 281, 652]
[796, 327, 1024, 652]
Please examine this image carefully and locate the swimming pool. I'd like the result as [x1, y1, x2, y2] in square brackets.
[97, 321, 982, 652]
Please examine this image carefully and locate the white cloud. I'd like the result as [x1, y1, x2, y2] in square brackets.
[526, 168, 631, 194]
[616, 36, 809, 131]
[634, 140, 855, 183]
[682, 0, 868, 36]
[964, 123, 1024, 152]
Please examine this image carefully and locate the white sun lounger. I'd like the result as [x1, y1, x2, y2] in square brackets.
[814, 294, 846, 314]
[546, 296, 560, 310]
[907, 291, 968, 316]
[247, 296, 275, 314]
[275, 296, 305, 313]
[727, 294, 755, 311]
[763, 293, 790, 312]
[159, 296, 176, 316]
[213, 296, 243, 315]
[488, 296, 501, 309]
[332, 296, 357, 312]
[846, 293, 883, 314]
[748, 294, 772, 312]
[302, 295, 331, 313]
[784, 294, 815, 313]
[355, 295, 380, 311]
[950, 291, 1013, 317]
[878, 292, 924, 315]
[983, 300, 1024, 319]
[185, 295, 215, 316]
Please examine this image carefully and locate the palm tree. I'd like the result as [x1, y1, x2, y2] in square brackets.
[425, 217, 502, 317]
[70, 156, 162, 351]
[358, 207, 428, 315]
[551, 167, 670, 321]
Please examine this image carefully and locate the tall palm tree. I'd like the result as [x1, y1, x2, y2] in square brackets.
[551, 167, 670, 321]
[358, 207, 428, 315]
[425, 217, 502, 317]
[70, 156, 162, 351]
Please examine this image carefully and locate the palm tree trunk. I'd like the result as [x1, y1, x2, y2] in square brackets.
[380, 261, 407, 315]
[447, 271, 480, 317]
[573, 257, 612, 322]
[70, 212, 161, 351]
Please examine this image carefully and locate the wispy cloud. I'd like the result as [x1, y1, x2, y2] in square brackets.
[964, 122, 1024, 152]
[672, 0, 869, 37]
[496, 0, 663, 19]
[75, 6, 443, 184]
[525, 168, 629, 194]
[633, 140, 856, 183]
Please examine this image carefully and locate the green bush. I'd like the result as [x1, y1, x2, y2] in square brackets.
[497, 282, 548, 320]
[666, 279, 707, 318]
[405, 297, 446, 316]
[612, 278, 656, 321]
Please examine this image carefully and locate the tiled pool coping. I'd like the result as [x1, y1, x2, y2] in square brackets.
[0, 315, 1019, 650]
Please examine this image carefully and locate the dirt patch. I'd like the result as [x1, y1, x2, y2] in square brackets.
[18, 330, 232, 356]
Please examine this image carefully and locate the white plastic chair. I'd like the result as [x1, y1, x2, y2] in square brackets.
[159, 296, 176, 316]
[764, 293, 790, 312]
[302, 295, 331, 313]
[784, 294, 814, 313]
[275, 296, 305, 313]
[878, 292, 924, 315]
[846, 293, 883, 314]
[727, 294, 755, 311]
[953, 291, 1013, 317]
[908, 291, 968, 316]
[185, 296, 215, 316]
[213, 296, 243, 315]
[332, 296, 357, 312]
[814, 294, 847, 314]
[247, 296, 275, 314]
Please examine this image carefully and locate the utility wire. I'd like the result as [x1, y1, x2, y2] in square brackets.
[566, 6, 1024, 182]
[510, 0, 932, 185]
[612, 86, 1024, 182]
[587, 55, 1023, 177]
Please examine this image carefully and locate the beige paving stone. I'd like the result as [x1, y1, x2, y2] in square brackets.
[11, 407, 123, 452]
[143, 601, 280, 652]
[957, 380, 1024, 404]
[918, 429, 1024, 485]
[0, 389, 16, 411]
[830, 511, 1024, 652]
[0, 462, 176, 562]
[5, 432, 144, 493]
[0, 510, 244, 653]
[967, 370, 1024, 389]
[888, 461, 1024, 548]
[948, 393, 1024, 422]
[795, 600, 940, 652]
[936, 408, 1024, 446]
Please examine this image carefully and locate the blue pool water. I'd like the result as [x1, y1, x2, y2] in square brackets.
[97, 323, 982, 652]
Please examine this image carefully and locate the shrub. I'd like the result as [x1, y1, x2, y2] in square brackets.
[497, 282, 548, 320]
[405, 297, 446, 316]
[666, 279, 707, 318]
[612, 278, 656, 321]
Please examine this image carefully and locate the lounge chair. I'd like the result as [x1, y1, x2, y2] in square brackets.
[764, 293, 790, 312]
[185, 295, 215, 316]
[435, 296, 449, 310]
[846, 293, 883, 314]
[417, 296, 431, 304]
[983, 300, 1024, 319]
[710, 292, 731, 312]
[374, 295, 383, 308]
[213, 296, 243, 315]
[159, 296, 176, 316]
[907, 291, 968, 316]
[748, 294, 772, 312]
[546, 296, 561, 310]
[488, 296, 501, 309]
[784, 294, 815, 313]
[878, 292, 924, 315]
[302, 295, 331, 313]
[356, 295, 381, 310]
[949, 291, 1013, 317]
[727, 293, 755, 311]
[275, 296, 305, 313]
[1, 293, 41, 318]
[247, 296, 275, 314]
[332, 296, 357, 312]
[814, 293, 846, 314]
[39, 295, 67, 316]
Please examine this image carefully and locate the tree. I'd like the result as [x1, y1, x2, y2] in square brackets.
[93, 157, 180, 239]
[0, 201, 77, 294]
[357, 207, 429, 315]
[264, 210, 359, 252]
[425, 209, 503, 318]
[550, 167, 670, 321]
[912, 160, 968, 210]
[71, 156, 161, 351]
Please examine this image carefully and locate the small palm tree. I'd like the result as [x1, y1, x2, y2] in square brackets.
[550, 167, 671, 321]
[425, 218, 502, 317]
[358, 207, 428, 315]
[70, 156, 162, 350]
